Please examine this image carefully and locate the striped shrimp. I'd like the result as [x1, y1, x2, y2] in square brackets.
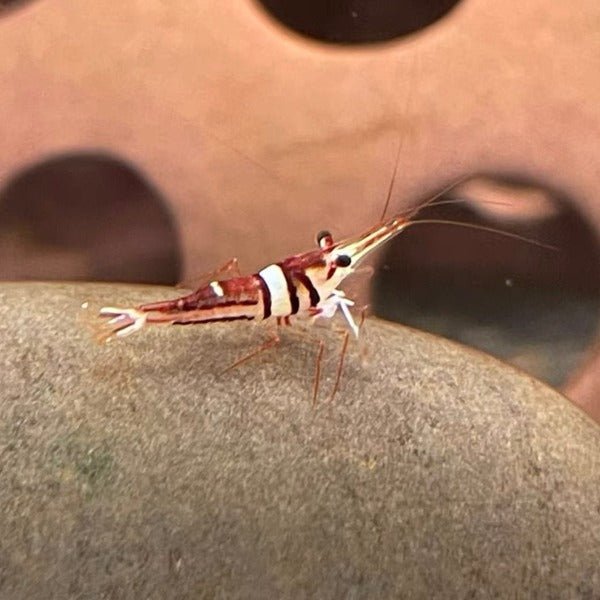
[87, 211, 412, 403]
[94, 215, 409, 338]
[85, 182, 552, 405]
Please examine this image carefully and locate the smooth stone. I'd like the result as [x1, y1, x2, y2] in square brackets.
[1, 282, 599, 598]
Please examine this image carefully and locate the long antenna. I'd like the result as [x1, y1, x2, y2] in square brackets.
[404, 219, 558, 250]
[380, 134, 404, 221]
[415, 197, 512, 211]
[387, 176, 472, 222]
[380, 53, 421, 221]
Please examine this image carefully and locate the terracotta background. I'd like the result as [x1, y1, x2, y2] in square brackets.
[0, 1, 598, 417]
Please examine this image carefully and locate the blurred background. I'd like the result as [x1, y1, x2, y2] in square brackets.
[0, 0, 598, 418]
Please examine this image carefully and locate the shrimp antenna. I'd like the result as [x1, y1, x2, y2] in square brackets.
[418, 198, 513, 210]
[380, 135, 405, 221]
[388, 176, 472, 222]
[405, 219, 558, 250]
[384, 176, 521, 221]
[379, 157, 553, 249]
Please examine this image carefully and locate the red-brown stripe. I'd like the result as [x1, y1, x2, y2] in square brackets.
[256, 273, 272, 319]
[173, 315, 255, 325]
[295, 272, 321, 307]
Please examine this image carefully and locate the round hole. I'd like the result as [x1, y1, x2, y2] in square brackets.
[0, 152, 182, 285]
[0, 0, 36, 16]
[372, 180, 600, 389]
[256, 0, 463, 44]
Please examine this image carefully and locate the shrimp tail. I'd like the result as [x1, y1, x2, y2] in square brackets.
[99, 307, 148, 339]
[81, 303, 148, 344]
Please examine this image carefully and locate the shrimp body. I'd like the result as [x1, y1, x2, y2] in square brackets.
[95, 215, 410, 341]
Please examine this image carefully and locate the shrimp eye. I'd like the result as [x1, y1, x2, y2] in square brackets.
[316, 230, 334, 248]
[335, 254, 351, 267]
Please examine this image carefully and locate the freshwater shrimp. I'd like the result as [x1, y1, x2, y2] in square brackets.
[84, 176, 552, 405]
[85, 209, 413, 401]
[86, 115, 558, 403]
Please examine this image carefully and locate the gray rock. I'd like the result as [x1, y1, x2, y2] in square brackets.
[0, 282, 599, 599]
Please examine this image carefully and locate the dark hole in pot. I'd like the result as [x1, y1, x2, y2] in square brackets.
[0, 152, 181, 285]
[0, 0, 36, 15]
[256, 0, 463, 44]
[372, 177, 600, 388]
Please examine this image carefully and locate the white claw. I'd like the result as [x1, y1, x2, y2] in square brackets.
[314, 290, 360, 338]
[338, 297, 360, 338]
